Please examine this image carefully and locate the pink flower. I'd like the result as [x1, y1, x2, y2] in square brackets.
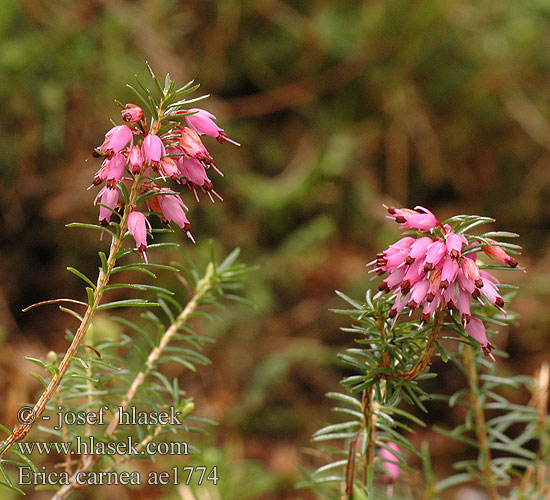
[482, 239, 519, 268]
[96, 125, 133, 156]
[457, 288, 472, 325]
[128, 210, 151, 260]
[179, 127, 217, 171]
[143, 134, 165, 164]
[386, 205, 439, 231]
[440, 258, 459, 289]
[367, 205, 517, 359]
[461, 256, 483, 288]
[379, 442, 401, 498]
[423, 240, 446, 271]
[178, 157, 222, 202]
[445, 232, 465, 260]
[158, 157, 180, 181]
[105, 153, 126, 185]
[466, 317, 495, 360]
[128, 145, 143, 174]
[408, 237, 433, 262]
[92, 153, 126, 187]
[184, 108, 240, 146]
[121, 104, 144, 124]
[94, 186, 119, 224]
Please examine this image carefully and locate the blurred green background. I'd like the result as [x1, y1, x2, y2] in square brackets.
[1, 0, 549, 498]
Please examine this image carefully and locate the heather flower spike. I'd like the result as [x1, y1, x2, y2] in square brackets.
[367, 205, 522, 359]
[89, 68, 237, 257]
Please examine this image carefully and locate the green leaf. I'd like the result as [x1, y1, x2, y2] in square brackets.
[435, 473, 473, 492]
[158, 356, 196, 372]
[98, 251, 108, 274]
[313, 421, 361, 437]
[25, 356, 48, 369]
[103, 283, 174, 295]
[97, 299, 157, 311]
[0, 479, 25, 495]
[86, 287, 95, 307]
[126, 83, 155, 117]
[66, 222, 115, 239]
[111, 263, 179, 275]
[335, 290, 363, 309]
[66, 267, 96, 289]
[326, 392, 362, 410]
[31, 372, 49, 389]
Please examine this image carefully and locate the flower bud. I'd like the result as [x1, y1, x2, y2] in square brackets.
[121, 104, 144, 124]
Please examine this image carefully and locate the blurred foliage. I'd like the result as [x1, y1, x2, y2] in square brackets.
[1, 0, 550, 498]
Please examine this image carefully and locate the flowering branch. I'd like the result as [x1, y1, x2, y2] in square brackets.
[0, 66, 238, 470]
[307, 206, 524, 499]
[0, 174, 145, 458]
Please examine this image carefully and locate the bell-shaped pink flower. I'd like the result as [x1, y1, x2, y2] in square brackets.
[184, 108, 240, 146]
[466, 317, 495, 360]
[94, 186, 119, 224]
[408, 279, 430, 309]
[128, 210, 151, 260]
[386, 205, 438, 231]
[159, 191, 195, 242]
[96, 125, 133, 156]
[143, 134, 165, 164]
[158, 157, 180, 181]
[461, 256, 483, 288]
[482, 239, 519, 268]
[178, 157, 222, 202]
[440, 258, 459, 289]
[423, 240, 446, 271]
[480, 271, 505, 312]
[178, 127, 220, 172]
[443, 283, 457, 309]
[105, 153, 126, 186]
[445, 232, 465, 260]
[128, 145, 143, 174]
[408, 236, 433, 261]
[121, 103, 144, 124]
[457, 288, 472, 325]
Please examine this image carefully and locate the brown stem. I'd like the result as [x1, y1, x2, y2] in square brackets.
[0, 174, 144, 458]
[49, 268, 214, 500]
[463, 343, 500, 500]
[363, 387, 376, 486]
[383, 310, 444, 382]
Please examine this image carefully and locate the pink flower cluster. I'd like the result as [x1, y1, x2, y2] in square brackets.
[368, 206, 520, 359]
[91, 106, 238, 260]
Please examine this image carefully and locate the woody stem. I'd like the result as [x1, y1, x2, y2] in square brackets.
[0, 173, 144, 458]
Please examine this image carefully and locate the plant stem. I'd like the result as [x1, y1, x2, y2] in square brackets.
[463, 343, 500, 500]
[0, 174, 144, 458]
[363, 387, 376, 487]
[49, 267, 214, 500]
[386, 310, 444, 382]
[105, 263, 213, 439]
